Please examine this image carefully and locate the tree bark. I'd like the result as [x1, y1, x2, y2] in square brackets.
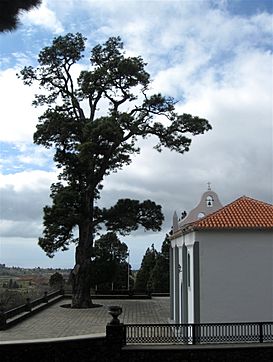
[70, 212, 94, 308]
[70, 246, 93, 308]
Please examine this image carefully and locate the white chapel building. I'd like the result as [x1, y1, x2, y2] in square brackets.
[169, 188, 273, 324]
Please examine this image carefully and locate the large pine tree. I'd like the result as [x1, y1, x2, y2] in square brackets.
[19, 33, 211, 307]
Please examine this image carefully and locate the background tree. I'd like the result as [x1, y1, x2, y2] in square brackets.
[49, 272, 64, 289]
[8, 279, 13, 289]
[19, 33, 211, 308]
[7, 279, 20, 289]
[90, 232, 129, 291]
[0, 0, 42, 32]
[135, 244, 158, 292]
[149, 235, 170, 293]
[0, 290, 25, 312]
[135, 235, 170, 293]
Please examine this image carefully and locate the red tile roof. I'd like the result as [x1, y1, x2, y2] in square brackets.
[188, 196, 273, 230]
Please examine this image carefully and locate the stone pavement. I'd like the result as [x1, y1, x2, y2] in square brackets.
[0, 297, 170, 341]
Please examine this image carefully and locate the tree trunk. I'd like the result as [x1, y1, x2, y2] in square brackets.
[70, 241, 93, 308]
[70, 195, 95, 308]
[70, 259, 93, 308]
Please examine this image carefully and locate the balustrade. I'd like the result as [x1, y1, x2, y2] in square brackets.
[125, 322, 273, 345]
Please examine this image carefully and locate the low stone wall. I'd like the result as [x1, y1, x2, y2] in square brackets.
[0, 334, 107, 362]
[0, 290, 65, 328]
[122, 344, 273, 362]
[1, 335, 272, 362]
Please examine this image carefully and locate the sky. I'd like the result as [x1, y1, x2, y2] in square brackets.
[0, 0, 272, 270]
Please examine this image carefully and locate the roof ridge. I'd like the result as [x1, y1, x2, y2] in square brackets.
[240, 195, 273, 207]
[185, 196, 273, 230]
[190, 196, 241, 226]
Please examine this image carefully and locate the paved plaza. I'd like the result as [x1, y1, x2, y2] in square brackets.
[0, 297, 170, 341]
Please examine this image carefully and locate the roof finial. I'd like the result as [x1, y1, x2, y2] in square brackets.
[207, 182, 211, 191]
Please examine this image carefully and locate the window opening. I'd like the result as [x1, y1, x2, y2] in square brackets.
[206, 195, 214, 207]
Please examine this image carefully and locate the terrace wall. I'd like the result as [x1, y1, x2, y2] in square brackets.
[1, 336, 272, 362]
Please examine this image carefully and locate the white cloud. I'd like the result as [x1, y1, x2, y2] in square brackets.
[0, 171, 58, 244]
[21, 0, 64, 33]
[0, 68, 41, 143]
[0, 144, 54, 174]
[0, 170, 57, 192]
[0, 220, 42, 238]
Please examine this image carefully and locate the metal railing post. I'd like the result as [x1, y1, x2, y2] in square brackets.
[259, 322, 263, 343]
[192, 324, 196, 345]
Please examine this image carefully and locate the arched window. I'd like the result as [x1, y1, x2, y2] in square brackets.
[206, 195, 213, 207]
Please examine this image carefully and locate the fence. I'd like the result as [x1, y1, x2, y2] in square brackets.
[125, 322, 273, 345]
[0, 289, 64, 330]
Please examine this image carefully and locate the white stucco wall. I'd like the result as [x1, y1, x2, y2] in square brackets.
[184, 233, 195, 323]
[198, 230, 273, 323]
[186, 244, 194, 323]
[170, 245, 177, 323]
[171, 232, 197, 323]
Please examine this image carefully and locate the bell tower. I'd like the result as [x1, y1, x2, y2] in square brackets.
[175, 184, 223, 229]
